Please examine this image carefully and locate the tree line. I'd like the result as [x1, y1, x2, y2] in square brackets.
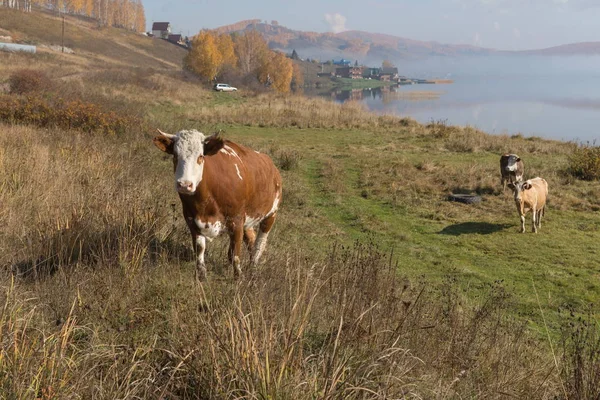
[0, 0, 146, 32]
[184, 30, 304, 93]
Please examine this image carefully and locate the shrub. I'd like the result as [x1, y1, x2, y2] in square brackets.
[275, 148, 302, 171]
[567, 143, 600, 181]
[560, 308, 600, 399]
[0, 95, 142, 135]
[8, 69, 52, 94]
[427, 118, 452, 139]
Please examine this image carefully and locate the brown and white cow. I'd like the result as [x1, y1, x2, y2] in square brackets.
[507, 177, 548, 233]
[500, 153, 524, 191]
[153, 129, 282, 280]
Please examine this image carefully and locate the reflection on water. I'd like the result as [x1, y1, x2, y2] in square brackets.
[305, 56, 600, 142]
[319, 86, 445, 104]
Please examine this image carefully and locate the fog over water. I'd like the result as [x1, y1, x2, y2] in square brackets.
[313, 55, 600, 143]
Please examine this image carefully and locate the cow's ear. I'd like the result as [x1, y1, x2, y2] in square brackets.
[153, 136, 174, 154]
[523, 182, 532, 190]
[516, 157, 521, 162]
[203, 134, 225, 156]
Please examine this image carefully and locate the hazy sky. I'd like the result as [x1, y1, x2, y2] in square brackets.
[144, 0, 599, 51]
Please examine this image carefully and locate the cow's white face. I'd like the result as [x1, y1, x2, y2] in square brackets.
[172, 130, 206, 194]
[505, 155, 521, 172]
[153, 129, 225, 195]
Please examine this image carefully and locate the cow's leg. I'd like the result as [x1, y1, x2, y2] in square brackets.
[227, 220, 244, 277]
[252, 213, 276, 265]
[537, 208, 543, 230]
[244, 228, 256, 254]
[515, 204, 526, 233]
[193, 233, 207, 281]
[501, 177, 506, 192]
[516, 173, 523, 182]
[531, 208, 538, 233]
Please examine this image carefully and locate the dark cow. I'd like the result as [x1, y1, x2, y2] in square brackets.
[507, 177, 548, 233]
[500, 153, 524, 191]
[153, 129, 282, 280]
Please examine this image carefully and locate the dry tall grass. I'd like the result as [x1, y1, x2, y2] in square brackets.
[181, 93, 412, 130]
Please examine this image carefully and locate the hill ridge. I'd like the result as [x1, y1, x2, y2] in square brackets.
[213, 19, 600, 61]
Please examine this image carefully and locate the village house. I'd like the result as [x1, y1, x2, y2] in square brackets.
[362, 67, 380, 79]
[335, 66, 364, 79]
[151, 22, 171, 39]
[167, 34, 184, 45]
[378, 67, 399, 81]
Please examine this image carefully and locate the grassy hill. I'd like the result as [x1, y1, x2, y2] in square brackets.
[1, 7, 600, 399]
[0, 7, 187, 71]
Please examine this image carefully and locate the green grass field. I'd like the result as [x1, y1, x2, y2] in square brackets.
[201, 125, 600, 331]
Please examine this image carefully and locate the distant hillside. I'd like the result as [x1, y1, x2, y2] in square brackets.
[0, 7, 187, 70]
[214, 20, 600, 62]
[213, 20, 495, 62]
[514, 42, 600, 56]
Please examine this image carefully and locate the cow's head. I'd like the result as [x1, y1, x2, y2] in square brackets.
[505, 154, 521, 172]
[507, 180, 532, 202]
[153, 129, 225, 195]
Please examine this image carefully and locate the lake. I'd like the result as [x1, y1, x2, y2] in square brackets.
[307, 55, 600, 143]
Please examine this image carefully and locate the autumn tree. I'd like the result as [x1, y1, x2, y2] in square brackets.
[1, 0, 144, 30]
[216, 34, 237, 70]
[83, 0, 92, 16]
[234, 30, 269, 75]
[291, 62, 304, 88]
[259, 51, 293, 93]
[133, 0, 145, 32]
[382, 60, 395, 68]
[185, 31, 223, 82]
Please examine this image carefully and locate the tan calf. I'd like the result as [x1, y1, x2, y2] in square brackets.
[508, 177, 548, 233]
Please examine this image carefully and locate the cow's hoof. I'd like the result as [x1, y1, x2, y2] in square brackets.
[195, 265, 207, 282]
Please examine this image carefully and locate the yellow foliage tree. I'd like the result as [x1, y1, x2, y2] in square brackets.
[259, 51, 293, 93]
[291, 62, 304, 89]
[234, 30, 269, 75]
[216, 33, 237, 72]
[84, 0, 93, 17]
[133, 0, 145, 32]
[185, 31, 223, 82]
[382, 60, 395, 68]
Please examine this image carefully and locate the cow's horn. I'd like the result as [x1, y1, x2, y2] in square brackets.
[157, 128, 176, 139]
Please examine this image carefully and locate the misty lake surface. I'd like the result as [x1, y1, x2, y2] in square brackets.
[308, 56, 600, 143]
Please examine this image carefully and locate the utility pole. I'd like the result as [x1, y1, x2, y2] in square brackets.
[62, 14, 65, 53]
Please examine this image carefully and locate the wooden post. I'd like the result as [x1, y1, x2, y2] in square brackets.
[62, 15, 65, 53]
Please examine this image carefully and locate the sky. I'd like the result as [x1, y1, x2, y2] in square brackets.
[143, 0, 600, 51]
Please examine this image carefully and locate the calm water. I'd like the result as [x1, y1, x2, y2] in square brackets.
[309, 55, 600, 142]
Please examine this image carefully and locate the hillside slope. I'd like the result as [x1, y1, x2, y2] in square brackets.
[0, 7, 187, 70]
[514, 41, 600, 56]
